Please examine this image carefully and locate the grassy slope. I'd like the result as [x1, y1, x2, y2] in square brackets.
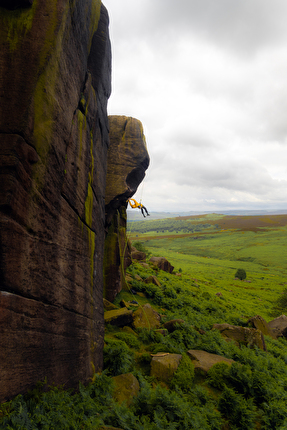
[130, 214, 287, 321]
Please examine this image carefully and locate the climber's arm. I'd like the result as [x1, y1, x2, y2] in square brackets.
[128, 198, 139, 208]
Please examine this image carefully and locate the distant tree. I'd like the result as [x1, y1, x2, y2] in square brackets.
[235, 268, 247, 280]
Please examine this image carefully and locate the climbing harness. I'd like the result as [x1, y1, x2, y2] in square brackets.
[127, 198, 150, 217]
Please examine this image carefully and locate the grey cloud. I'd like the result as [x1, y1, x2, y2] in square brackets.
[106, 0, 287, 55]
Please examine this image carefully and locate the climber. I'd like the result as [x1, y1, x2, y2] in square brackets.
[128, 198, 150, 217]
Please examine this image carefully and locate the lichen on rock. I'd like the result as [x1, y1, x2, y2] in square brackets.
[0, 0, 110, 401]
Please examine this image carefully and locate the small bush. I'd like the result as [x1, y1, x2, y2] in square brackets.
[103, 339, 135, 376]
[207, 362, 230, 391]
[271, 288, 287, 317]
[114, 332, 141, 349]
[170, 354, 194, 392]
[235, 268, 247, 280]
[218, 386, 256, 430]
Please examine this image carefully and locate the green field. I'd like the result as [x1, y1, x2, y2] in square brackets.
[129, 214, 287, 321]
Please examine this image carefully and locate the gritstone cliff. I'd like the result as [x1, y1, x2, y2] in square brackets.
[104, 116, 150, 302]
[0, 0, 148, 402]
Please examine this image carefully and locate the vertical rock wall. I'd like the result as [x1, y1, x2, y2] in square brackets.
[104, 116, 149, 302]
[0, 0, 111, 401]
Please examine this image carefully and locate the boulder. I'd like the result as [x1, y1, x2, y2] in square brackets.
[150, 353, 182, 384]
[213, 323, 266, 351]
[0, 0, 110, 401]
[267, 315, 287, 338]
[103, 299, 118, 311]
[163, 319, 185, 333]
[187, 350, 234, 376]
[104, 308, 133, 327]
[149, 257, 174, 273]
[112, 373, 140, 406]
[131, 249, 146, 261]
[140, 262, 150, 269]
[247, 315, 276, 339]
[144, 275, 161, 287]
[133, 303, 161, 329]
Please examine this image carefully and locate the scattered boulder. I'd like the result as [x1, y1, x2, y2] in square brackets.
[213, 323, 266, 351]
[144, 275, 161, 287]
[139, 262, 150, 269]
[133, 303, 161, 329]
[163, 319, 185, 333]
[135, 274, 143, 281]
[103, 299, 118, 311]
[247, 315, 276, 339]
[267, 315, 287, 338]
[131, 248, 146, 261]
[216, 292, 223, 297]
[112, 373, 140, 406]
[150, 353, 182, 384]
[149, 257, 174, 273]
[187, 350, 234, 376]
[104, 308, 133, 327]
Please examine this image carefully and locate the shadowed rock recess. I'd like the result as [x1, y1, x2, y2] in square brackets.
[0, 0, 112, 401]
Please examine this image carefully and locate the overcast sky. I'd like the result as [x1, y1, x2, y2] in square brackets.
[103, 0, 287, 213]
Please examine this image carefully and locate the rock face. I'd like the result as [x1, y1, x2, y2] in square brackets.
[104, 116, 149, 302]
[105, 116, 150, 225]
[0, 1, 111, 401]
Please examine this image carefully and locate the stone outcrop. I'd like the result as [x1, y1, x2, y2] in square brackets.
[131, 247, 146, 261]
[133, 303, 161, 329]
[267, 315, 287, 338]
[104, 116, 149, 302]
[0, 1, 111, 401]
[103, 298, 118, 311]
[187, 350, 234, 376]
[144, 275, 161, 286]
[150, 353, 182, 384]
[149, 257, 174, 273]
[104, 308, 133, 327]
[247, 315, 276, 339]
[112, 373, 140, 406]
[213, 323, 266, 350]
